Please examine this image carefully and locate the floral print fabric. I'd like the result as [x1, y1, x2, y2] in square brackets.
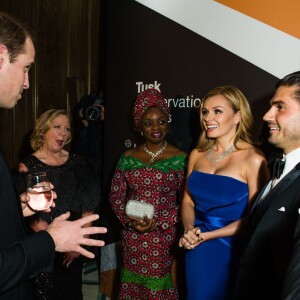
[109, 154, 186, 299]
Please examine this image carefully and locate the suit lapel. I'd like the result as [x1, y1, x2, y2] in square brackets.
[244, 165, 300, 242]
[266, 167, 300, 204]
[250, 164, 300, 217]
[250, 183, 270, 214]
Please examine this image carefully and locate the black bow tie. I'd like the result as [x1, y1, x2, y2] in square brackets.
[268, 152, 285, 179]
[273, 158, 285, 179]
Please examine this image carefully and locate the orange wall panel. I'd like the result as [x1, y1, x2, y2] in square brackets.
[215, 0, 300, 39]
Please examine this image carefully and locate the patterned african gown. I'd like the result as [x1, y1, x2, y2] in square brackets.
[109, 153, 186, 300]
[185, 171, 248, 300]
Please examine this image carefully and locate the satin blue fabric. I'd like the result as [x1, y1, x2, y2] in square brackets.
[185, 171, 248, 300]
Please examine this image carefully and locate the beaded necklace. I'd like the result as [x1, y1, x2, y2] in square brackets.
[143, 141, 168, 163]
[207, 145, 235, 163]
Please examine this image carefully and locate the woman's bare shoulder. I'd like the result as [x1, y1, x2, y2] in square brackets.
[167, 144, 187, 157]
[124, 147, 136, 157]
[238, 142, 267, 164]
[187, 148, 206, 163]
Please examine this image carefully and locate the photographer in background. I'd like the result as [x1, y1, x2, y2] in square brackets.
[73, 92, 125, 299]
[71, 91, 105, 279]
[71, 91, 105, 187]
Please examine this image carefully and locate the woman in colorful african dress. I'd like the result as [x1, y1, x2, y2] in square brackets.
[109, 88, 187, 299]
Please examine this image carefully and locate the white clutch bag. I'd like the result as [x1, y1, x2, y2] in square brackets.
[125, 200, 154, 219]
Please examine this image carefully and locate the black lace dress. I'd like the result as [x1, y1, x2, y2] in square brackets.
[16, 153, 100, 300]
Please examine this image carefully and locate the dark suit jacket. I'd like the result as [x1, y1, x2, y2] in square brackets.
[0, 151, 55, 300]
[234, 163, 300, 300]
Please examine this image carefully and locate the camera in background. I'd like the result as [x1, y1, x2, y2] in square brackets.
[79, 91, 104, 122]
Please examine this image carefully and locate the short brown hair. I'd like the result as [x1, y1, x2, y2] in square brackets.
[0, 11, 34, 63]
[277, 71, 300, 103]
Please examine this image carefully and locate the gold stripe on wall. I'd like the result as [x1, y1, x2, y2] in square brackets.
[87, 1, 92, 93]
[214, 0, 300, 39]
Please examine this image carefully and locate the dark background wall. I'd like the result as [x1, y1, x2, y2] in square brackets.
[103, 0, 278, 196]
[0, 0, 281, 186]
[0, 0, 106, 169]
[97, 0, 280, 245]
[0, 0, 280, 204]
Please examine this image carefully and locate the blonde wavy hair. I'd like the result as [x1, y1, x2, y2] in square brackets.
[197, 86, 254, 151]
[30, 109, 71, 151]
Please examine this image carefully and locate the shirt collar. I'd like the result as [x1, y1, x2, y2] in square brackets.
[282, 148, 300, 177]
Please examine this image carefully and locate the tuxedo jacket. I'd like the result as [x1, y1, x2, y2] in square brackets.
[0, 151, 55, 300]
[234, 162, 300, 300]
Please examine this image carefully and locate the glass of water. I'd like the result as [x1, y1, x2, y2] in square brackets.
[26, 172, 53, 211]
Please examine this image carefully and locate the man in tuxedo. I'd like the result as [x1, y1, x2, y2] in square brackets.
[0, 12, 107, 300]
[234, 70, 300, 300]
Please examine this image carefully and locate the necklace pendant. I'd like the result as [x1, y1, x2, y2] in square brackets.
[144, 141, 168, 164]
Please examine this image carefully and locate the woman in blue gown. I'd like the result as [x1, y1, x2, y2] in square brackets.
[179, 86, 270, 300]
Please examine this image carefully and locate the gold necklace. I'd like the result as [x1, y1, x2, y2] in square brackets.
[207, 145, 235, 163]
[143, 141, 168, 163]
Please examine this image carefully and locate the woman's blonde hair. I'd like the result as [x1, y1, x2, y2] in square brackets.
[30, 109, 71, 151]
[197, 86, 254, 151]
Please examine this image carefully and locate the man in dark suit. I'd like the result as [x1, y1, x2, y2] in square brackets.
[234, 70, 300, 300]
[0, 12, 107, 300]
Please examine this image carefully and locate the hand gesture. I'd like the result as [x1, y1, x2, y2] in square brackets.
[179, 227, 202, 250]
[46, 212, 107, 258]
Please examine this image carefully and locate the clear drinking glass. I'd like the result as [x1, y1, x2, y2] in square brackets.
[26, 172, 53, 211]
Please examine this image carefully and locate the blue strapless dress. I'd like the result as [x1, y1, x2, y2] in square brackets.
[185, 171, 248, 300]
